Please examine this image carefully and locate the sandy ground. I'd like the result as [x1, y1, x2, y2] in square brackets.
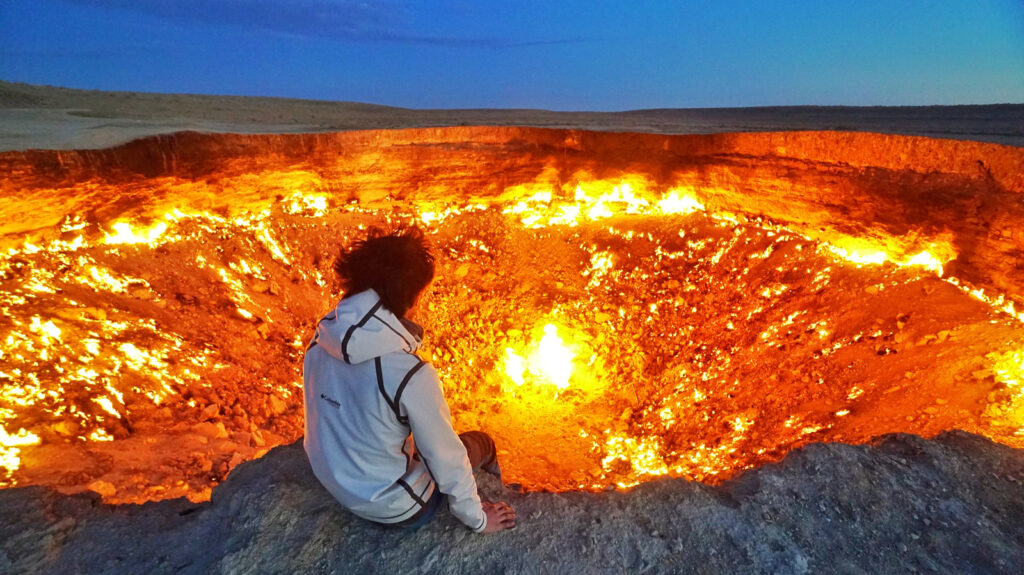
[2, 81, 1022, 151]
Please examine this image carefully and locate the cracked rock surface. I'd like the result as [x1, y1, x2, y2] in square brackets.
[2, 430, 1022, 574]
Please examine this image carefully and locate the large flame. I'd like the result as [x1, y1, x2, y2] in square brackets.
[504, 323, 576, 391]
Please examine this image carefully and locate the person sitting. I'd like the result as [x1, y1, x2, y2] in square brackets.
[302, 226, 516, 533]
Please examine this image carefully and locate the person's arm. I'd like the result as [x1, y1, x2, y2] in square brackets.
[402, 365, 487, 532]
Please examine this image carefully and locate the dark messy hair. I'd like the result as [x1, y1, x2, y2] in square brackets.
[334, 226, 435, 317]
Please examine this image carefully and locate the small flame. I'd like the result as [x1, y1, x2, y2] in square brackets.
[105, 221, 168, 245]
[602, 434, 670, 481]
[0, 425, 40, 448]
[657, 190, 705, 215]
[94, 396, 122, 419]
[904, 250, 946, 276]
[285, 193, 328, 217]
[988, 347, 1024, 435]
[825, 244, 887, 266]
[824, 237, 956, 276]
[29, 316, 61, 344]
[0, 425, 41, 480]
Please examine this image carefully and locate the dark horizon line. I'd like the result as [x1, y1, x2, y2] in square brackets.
[3, 79, 1023, 114]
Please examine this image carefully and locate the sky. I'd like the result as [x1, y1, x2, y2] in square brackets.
[1, 0, 1022, 110]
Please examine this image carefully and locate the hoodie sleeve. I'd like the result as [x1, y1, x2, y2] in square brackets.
[401, 364, 486, 532]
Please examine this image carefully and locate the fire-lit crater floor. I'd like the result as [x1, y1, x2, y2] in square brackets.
[1, 127, 1023, 505]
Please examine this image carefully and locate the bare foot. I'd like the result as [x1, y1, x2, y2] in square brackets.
[481, 501, 517, 533]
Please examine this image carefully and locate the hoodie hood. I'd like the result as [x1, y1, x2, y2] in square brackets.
[313, 289, 422, 364]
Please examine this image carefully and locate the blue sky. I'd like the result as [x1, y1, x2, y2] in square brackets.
[1, 0, 1022, 110]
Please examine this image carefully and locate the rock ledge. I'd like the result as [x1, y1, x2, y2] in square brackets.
[2, 431, 1022, 574]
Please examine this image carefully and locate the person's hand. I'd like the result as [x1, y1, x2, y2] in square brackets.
[481, 501, 516, 533]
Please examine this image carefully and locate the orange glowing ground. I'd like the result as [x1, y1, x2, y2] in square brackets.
[1, 128, 1023, 503]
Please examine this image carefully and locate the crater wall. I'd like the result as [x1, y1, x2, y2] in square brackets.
[3, 128, 1022, 304]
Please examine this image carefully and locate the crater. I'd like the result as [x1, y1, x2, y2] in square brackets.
[1, 127, 1022, 502]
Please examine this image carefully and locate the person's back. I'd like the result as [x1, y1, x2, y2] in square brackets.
[302, 227, 516, 533]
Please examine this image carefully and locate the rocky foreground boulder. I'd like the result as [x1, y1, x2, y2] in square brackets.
[2, 431, 1022, 574]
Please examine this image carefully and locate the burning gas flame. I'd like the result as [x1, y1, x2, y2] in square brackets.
[823, 237, 956, 276]
[534, 324, 575, 389]
[987, 346, 1024, 436]
[504, 323, 576, 391]
[657, 191, 705, 215]
[104, 221, 169, 245]
[0, 425, 40, 481]
[502, 179, 704, 228]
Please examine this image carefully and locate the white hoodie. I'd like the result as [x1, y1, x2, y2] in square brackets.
[302, 289, 486, 531]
